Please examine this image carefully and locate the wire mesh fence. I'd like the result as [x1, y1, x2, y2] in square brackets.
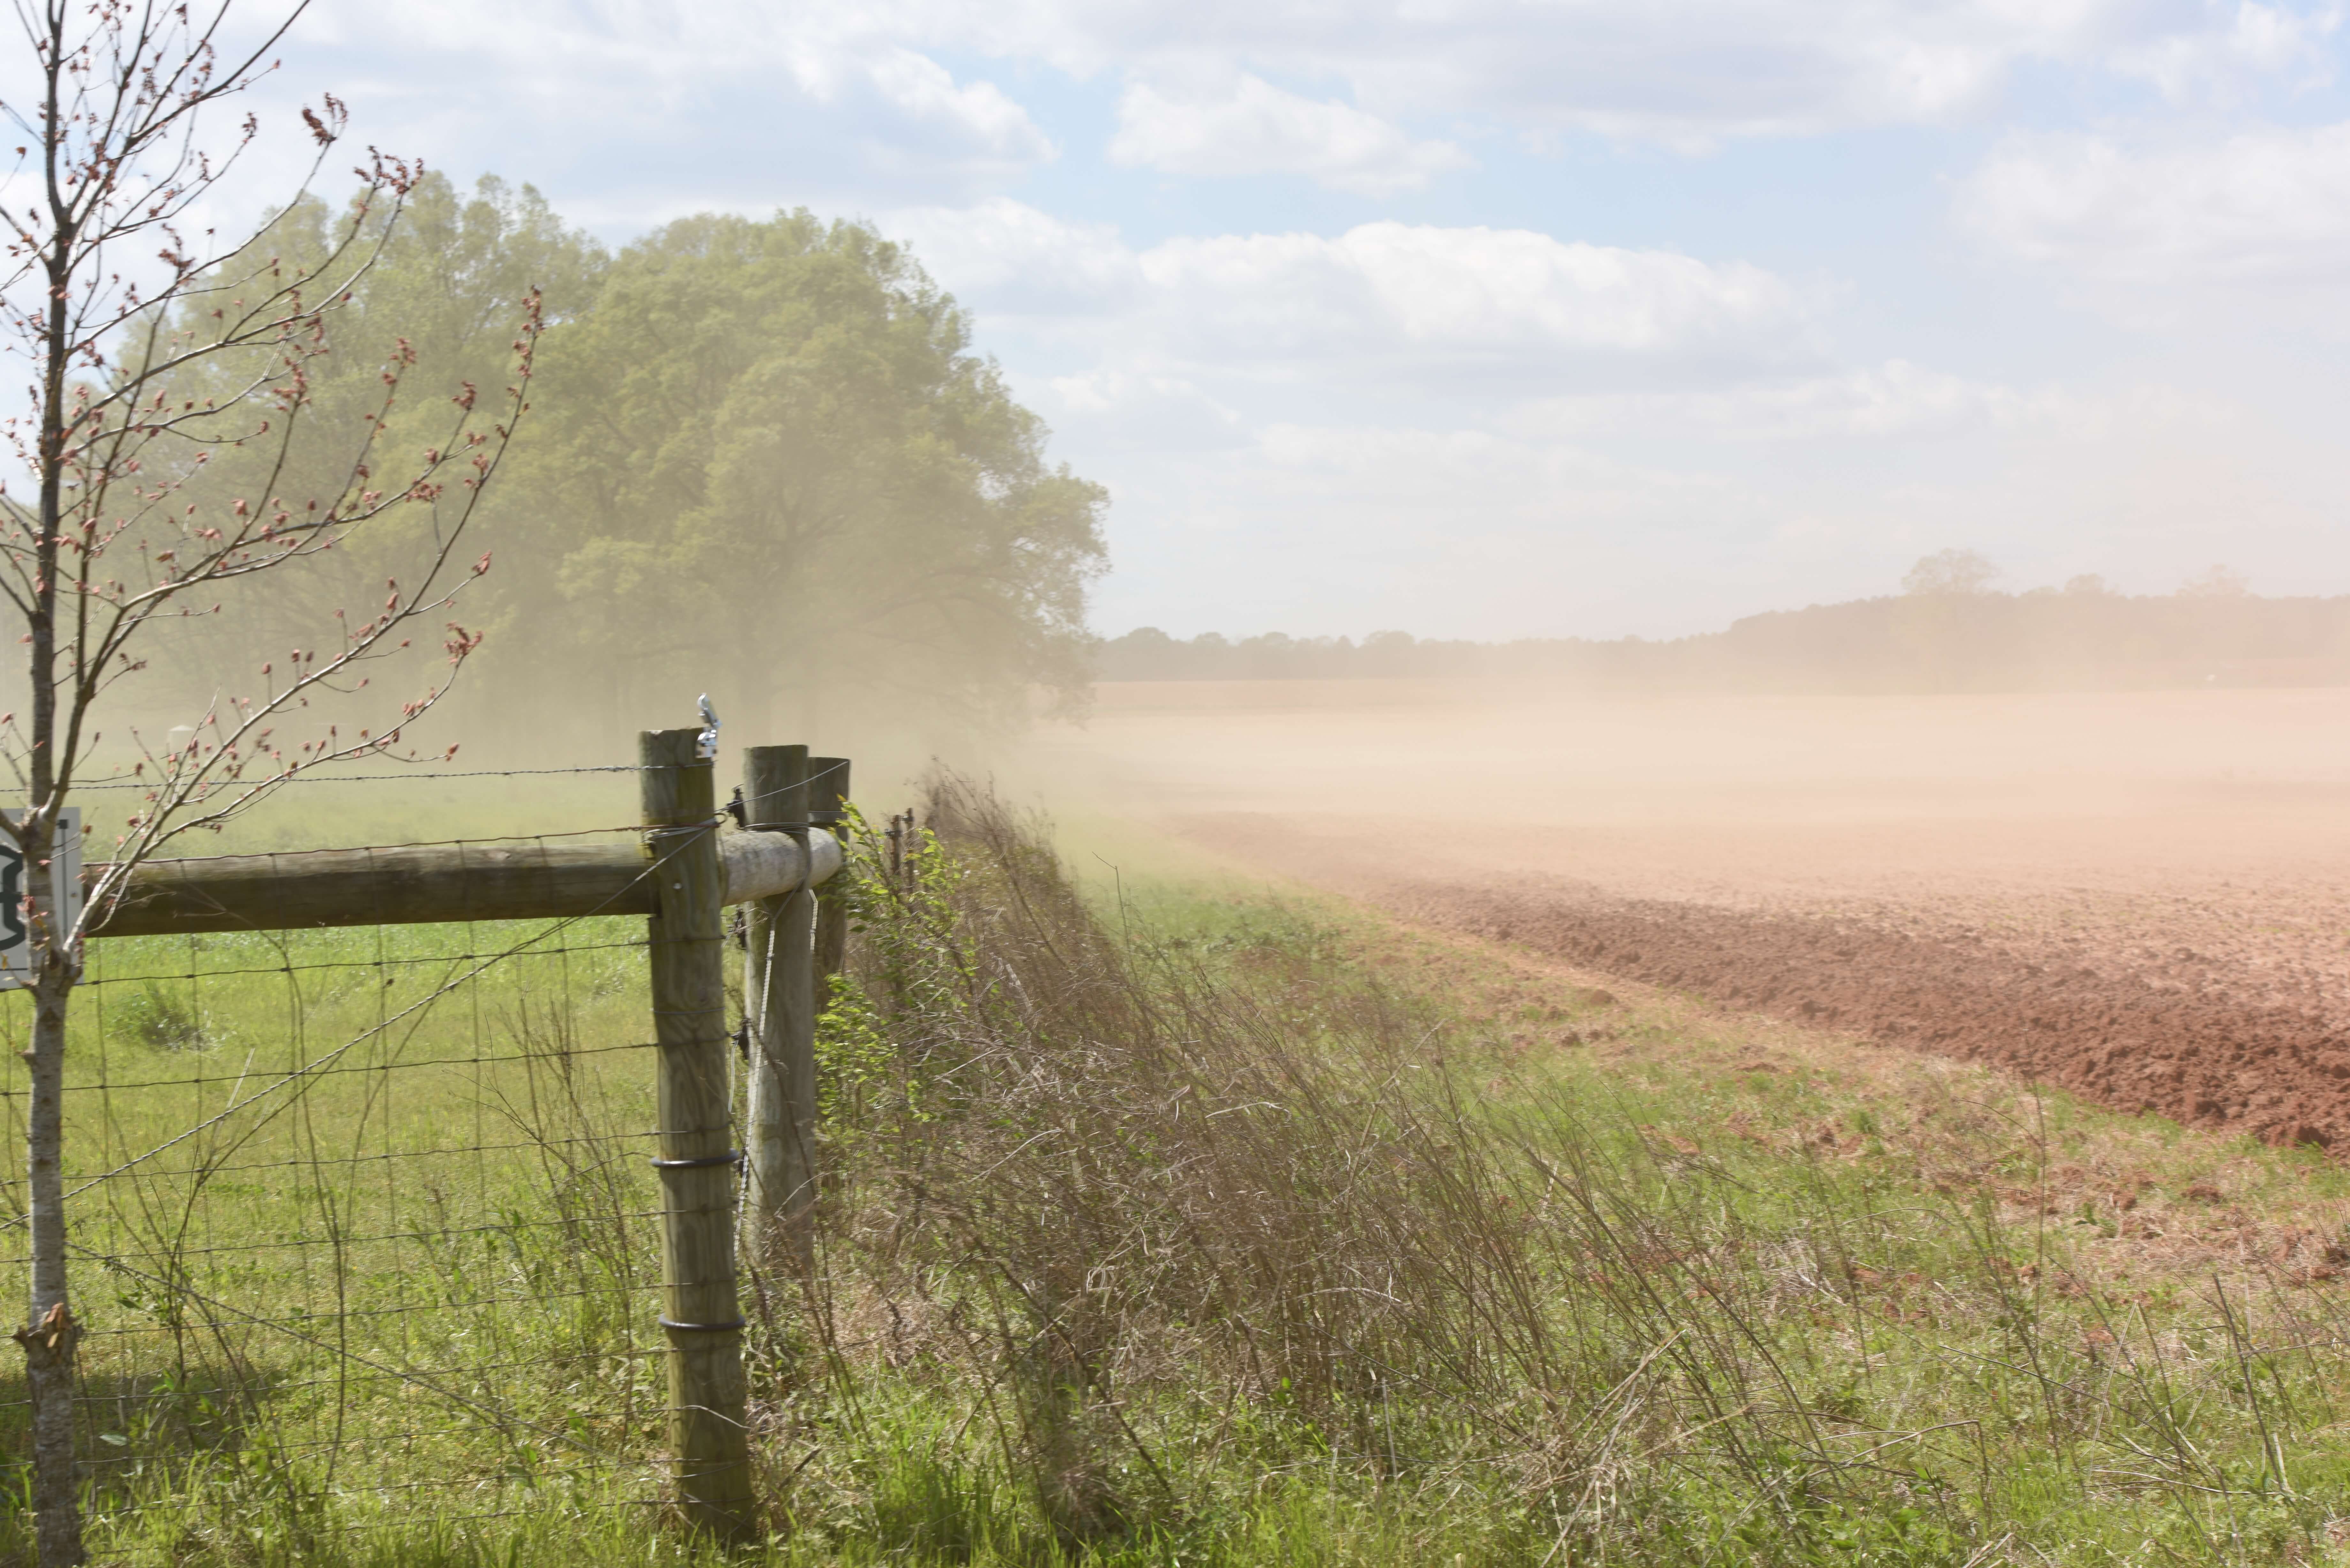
[0, 765, 736, 1554]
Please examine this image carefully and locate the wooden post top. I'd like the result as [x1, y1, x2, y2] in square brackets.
[807, 757, 851, 827]
[742, 745, 809, 831]
[641, 727, 715, 827]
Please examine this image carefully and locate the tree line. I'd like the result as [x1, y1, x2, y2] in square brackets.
[1102, 572, 2350, 692]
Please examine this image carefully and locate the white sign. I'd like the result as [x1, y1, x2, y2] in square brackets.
[0, 809, 80, 989]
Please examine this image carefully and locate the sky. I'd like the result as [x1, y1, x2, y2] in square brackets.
[216, 1, 2350, 638]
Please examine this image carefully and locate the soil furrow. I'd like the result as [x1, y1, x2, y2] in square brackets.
[1383, 878, 2350, 1151]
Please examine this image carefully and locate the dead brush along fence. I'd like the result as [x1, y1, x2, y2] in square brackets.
[9, 727, 855, 1548]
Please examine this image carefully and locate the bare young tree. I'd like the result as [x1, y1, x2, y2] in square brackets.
[0, 6, 536, 1561]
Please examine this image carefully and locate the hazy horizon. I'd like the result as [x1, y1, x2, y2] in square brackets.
[1095, 568, 2315, 647]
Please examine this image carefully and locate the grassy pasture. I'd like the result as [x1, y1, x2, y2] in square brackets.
[0, 902, 674, 1562]
[74, 769, 647, 856]
[0, 780, 2344, 1563]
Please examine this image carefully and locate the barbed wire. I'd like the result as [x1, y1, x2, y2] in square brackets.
[15, 1037, 660, 1096]
[0, 1346, 669, 1417]
[0, 1206, 676, 1267]
[71, 1278, 664, 1333]
[74, 937, 647, 989]
[1, 1128, 659, 1184]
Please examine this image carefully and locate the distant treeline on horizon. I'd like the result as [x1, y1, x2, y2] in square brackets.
[1096, 587, 2350, 692]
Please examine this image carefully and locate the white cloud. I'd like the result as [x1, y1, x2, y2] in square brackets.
[1512, 362, 2076, 441]
[1086, 418, 1786, 638]
[1956, 122, 2350, 282]
[1083, 379, 2344, 639]
[1108, 75, 1470, 194]
[886, 199, 1140, 311]
[1047, 372, 1248, 450]
[1140, 224, 1803, 368]
[1248, 423, 1739, 527]
[281, 0, 2344, 190]
[928, 0, 2336, 144]
[2110, 1, 2336, 104]
[269, 2, 1058, 210]
[859, 50, 1057, 168]
[895, 202, 1808, 379]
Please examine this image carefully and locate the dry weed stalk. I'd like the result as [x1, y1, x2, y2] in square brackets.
[756, 776, 2350, 1563]
[801, 782, 1900, 1550]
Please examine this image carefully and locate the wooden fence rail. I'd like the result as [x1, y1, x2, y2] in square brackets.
[83, 820, 842, 936]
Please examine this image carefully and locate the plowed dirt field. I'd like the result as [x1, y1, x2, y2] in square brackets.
[1025, 681, 2350, 1148]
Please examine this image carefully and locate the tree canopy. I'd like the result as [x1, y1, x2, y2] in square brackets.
[1901, 548, 2002, 597]
[138, 174, 606, 715]
[514, 208, 1106, 748]
[152, 180, 1108, 759]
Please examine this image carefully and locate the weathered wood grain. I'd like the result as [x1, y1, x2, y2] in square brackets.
[84, 829, 836, 937]
[643, 727, 756, 1542]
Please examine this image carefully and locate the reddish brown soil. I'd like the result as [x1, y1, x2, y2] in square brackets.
[1376, 875, 2350, 1151]
[1023, 682, 2350, 1150]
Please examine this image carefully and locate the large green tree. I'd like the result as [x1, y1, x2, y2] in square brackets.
[513, 210, 1108, 747]
[141, 173, 605, 711]
[158, 193, 1106, 758]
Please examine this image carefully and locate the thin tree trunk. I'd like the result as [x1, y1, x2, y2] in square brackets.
[17, 848, 82, 1564]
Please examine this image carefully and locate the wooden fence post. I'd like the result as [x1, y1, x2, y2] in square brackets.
[742, 745, 816, 1267]
[808, 758, 851, 1014]
[640, 727, 755, 1542]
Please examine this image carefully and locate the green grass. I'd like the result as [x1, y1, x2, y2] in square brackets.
[0, 786, 2345, 1564]
[81, 768, 648, 855]
[0, 913, 671, 1563]
[766, 796, 2350, 1568]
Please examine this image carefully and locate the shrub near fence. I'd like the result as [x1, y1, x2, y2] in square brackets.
[0, 729, 854, 1558]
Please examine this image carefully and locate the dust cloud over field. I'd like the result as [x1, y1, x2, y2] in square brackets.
[1020, 680, 2350, 1150]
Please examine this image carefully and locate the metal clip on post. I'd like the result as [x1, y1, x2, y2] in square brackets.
[695, 695, 720, 761]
